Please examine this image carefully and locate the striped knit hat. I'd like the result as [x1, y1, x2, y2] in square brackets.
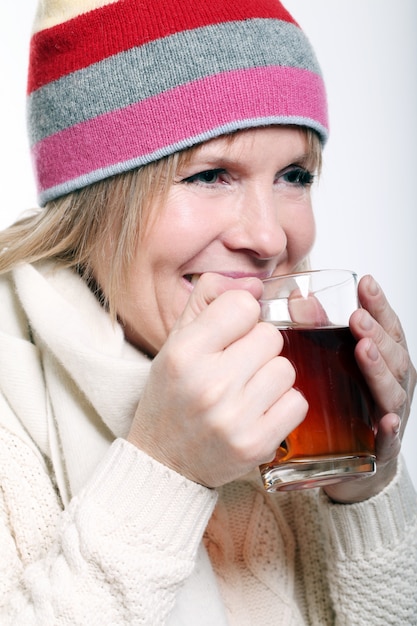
[28, 0, 328, 206]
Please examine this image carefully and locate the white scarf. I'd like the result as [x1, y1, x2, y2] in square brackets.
[9, 262, 228, 626]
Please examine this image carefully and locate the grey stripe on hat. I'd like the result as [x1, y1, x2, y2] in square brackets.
[28, 18, 320, 146]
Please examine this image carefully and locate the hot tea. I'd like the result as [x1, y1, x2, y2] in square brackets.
[259, 270, 377, 491]
[260, 326, 376, 489]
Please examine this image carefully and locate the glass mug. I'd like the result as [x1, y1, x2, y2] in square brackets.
[259, 269, 376, 492]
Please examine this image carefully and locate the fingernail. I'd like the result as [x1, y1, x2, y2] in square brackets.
[368, 277, 380, 297]
[367, 339, 379, 362]
[393, 417, 401, 435]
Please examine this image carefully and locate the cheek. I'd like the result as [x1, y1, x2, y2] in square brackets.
[285, 206, 316, 261]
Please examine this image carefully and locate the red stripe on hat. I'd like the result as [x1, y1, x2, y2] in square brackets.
[28, 0, 297, 94]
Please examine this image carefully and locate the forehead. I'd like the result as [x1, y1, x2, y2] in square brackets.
[178, 126, 319, 169]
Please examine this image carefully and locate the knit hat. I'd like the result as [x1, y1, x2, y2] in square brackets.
[28, 0, 328, 206]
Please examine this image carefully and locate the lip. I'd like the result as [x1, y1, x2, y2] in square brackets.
[183, 270, 273, 284]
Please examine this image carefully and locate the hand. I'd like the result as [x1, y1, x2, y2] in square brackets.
[127, 273, 308, 488]
[324, 274, 416, 503]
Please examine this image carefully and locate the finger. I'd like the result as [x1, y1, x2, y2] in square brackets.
[184, 323, 285, 420]
[219, 321, 283, 384]
[228, 386, 308, 467]
[288, 290, 329, 326]
[357, 275, 406, 348]
[258, 388, 308, 463]
[178, 272, 263, 328]
[355, 276, 416, 406]
[172, 274, 264, 353]
[354, 337, 408, 418]
[241, 354, 296, 422]
[374, 412, 402, 462]
[350, 308, 410, 390]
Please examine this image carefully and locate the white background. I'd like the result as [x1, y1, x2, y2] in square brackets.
[0, 1, 416, 488]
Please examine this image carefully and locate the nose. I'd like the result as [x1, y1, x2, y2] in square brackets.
[222, 186, 287, 261]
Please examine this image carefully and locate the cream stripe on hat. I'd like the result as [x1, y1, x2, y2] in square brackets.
[32, 0, 119, 32]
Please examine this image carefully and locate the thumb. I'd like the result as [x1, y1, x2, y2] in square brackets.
[288, 288, 330, 327]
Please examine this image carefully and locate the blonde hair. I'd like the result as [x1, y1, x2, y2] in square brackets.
[0, 156, 178, 318]
[0, 128, 321, 318]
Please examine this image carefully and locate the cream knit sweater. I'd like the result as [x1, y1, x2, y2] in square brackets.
[0, 262, 416, 625]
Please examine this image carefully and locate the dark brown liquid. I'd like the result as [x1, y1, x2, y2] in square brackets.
[274, 326, 375, 462]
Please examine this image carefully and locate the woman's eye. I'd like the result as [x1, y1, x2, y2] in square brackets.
[281, 167, 315, 187]
[182, 169, 225, 185]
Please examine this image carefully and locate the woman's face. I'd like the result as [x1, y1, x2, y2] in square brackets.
[104, 127, 317, 355]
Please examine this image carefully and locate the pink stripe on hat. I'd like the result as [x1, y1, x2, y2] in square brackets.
[33, 66, 327, 201]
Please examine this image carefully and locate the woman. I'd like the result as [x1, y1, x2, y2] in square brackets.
[0, 0, 416, 623]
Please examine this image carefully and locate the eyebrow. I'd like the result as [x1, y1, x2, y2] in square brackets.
[185, 150, 315, 171]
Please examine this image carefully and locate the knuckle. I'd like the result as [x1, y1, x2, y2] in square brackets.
[227, 421, 276, 467]
[291, 387, 309, 417]
[282, 388, 308, 425]
[276, 356, 296, 386]
[285, 354, 297, 376]
[257, 321, 283, 352]
[391, 385, 408, 415]
[231, 289, 259, 317]
[377, 374, 408, 416]
[382, 315, 404, 347]
[198, 378, 227, 411]
[390, 320, 404, 345]
[397, 348, 412, 386]
[225, 429, 255, 463]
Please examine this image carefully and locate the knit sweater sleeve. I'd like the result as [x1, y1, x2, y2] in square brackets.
[0, 431, 217, 625]
[318, 457, 417, 625]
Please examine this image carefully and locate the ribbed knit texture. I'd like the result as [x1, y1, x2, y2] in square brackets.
[27, 0, 328, 205]
[0, 263, 416, 624]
